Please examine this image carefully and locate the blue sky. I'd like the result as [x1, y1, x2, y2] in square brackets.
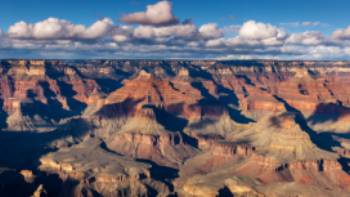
[1, 0, 349, 33]
[0, 0, 350, 33]
[1, 0, 350, 59]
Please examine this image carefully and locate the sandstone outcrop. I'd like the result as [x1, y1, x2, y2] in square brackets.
[39, 138, 170, 196]
[0, 60, 349, 196]
[104, 106, 198, 168]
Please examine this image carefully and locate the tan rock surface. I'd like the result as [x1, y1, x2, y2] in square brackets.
[0, 60, 350, 196]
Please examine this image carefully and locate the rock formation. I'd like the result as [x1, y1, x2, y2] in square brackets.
[0, 60, 349, 196]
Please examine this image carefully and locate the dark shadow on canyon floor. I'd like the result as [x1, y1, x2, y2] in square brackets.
[136, 158, 178, 192]
[144, 104, 199, 148]
[191, 81, 253, 124]
[0, 118, 90, 196]
[308, 102, 350, 124]
[0, 118, 90, 170]
[217, 186, 234, 197]
[274, 95, 341, 151]
[274, 95, 350, 174]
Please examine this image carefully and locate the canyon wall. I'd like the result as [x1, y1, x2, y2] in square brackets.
[0, 59, 349, 196]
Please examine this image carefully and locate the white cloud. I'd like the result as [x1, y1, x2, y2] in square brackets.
[223, 20, 288, 47]
[113, 34, 128, 42]
[8, 21, 33, 38]
[133, 26, 154, 38]
[8, 17, 113, 40]
[79, 18, 113, 39]
[239, 20, 287, 40]
[286, 31, 325, 45]
[332, 26, 350, 40]
[205, 38, 225, 47]
[3, 15, 350, 60]
[122, 1, 178, 26]
[187, 41, 200, 47]
[133, 23, 197, 39]
[33, 18, 84, 39]
[199, 23, 224, 39]
[309, 46, 344, 59]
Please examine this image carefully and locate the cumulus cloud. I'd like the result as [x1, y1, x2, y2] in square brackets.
[112, 34, 129, 42]
[199, 23, 224, 39]
[121, 1, 178, 26]
[133, 23, 197, 39]
[214, 20, 288, 48]
[80, 18, 113, 39]
[2, 0, 349, 59]
[32, 18, 83, 39]
[198, 21, 349, 60]
[286, 31, 325, 45]
[205, 38, 225, 47]
[8, 17, 113, 40]
[332, 26, 350, 40]
[8, 21, 32, 38]
[2, 8, 350, 60]
[239, 20, 287, 40]
[308, 46, 344, 59]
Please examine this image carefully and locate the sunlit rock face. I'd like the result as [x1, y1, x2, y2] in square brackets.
[0, 59, 350, 196]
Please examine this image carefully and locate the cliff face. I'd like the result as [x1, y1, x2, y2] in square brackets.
[0, 59, 350, 196]
[39, 138, 170, 196]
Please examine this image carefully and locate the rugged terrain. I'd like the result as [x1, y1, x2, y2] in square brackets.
[0, 59, 350, 196]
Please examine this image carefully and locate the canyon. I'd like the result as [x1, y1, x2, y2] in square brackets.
[0, 59, 350, 196]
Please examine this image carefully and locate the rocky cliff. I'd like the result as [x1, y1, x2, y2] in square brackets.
[0, 59, 350, 196]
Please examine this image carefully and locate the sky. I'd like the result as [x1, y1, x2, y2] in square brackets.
[1, 0, 350, 59]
